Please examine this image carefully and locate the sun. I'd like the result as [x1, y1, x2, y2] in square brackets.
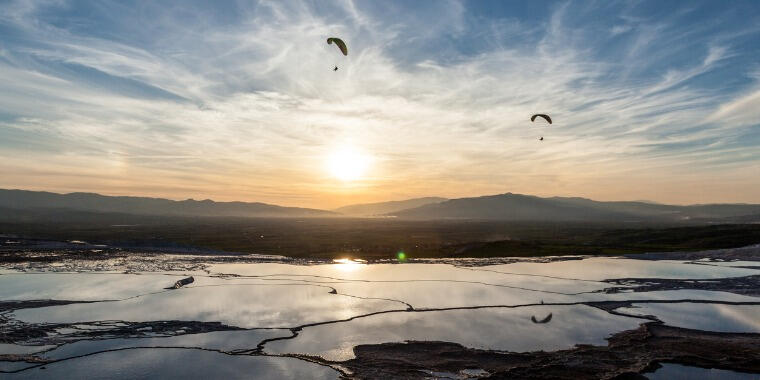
[326, 147, 371, 182]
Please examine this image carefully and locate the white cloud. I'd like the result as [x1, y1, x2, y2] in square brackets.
[708, 88, 760, 128]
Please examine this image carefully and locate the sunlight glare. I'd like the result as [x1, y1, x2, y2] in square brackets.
[333, 258, 367, 271]
[326, 147, 371, 182]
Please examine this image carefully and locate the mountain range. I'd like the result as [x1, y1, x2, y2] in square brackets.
[0, 189, 333, 218]
[1, 189, 759, 223]
[390, 193, 760, 222]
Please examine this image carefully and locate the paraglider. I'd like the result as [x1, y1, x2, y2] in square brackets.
[327, 37, 348, 56]
[531, 114, 552, 142]
[327, 37, 347, 71]
[530, 114, 552, 124]
[531, 313, 553, 324]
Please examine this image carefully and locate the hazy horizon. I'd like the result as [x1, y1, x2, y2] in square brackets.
[2, 1, 759, 209]
[5, 187, 760, 210]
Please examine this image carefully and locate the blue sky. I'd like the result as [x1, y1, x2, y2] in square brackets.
[0, 0, 759, 207]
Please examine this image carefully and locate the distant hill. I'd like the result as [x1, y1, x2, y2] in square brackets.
[391, 193, 760, 222]
[3, 189, 758, 223]
[334, 197, 447, 216]
[545, 197, 760, 220]
[0, 189, 335, 218]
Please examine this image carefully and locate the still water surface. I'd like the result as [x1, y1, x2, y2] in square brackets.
[2, 256, 758, 378]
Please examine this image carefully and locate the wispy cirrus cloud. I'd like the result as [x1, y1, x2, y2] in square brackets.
[0, 0, 758, 207]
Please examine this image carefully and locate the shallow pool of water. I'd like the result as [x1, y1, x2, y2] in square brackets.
[4, 348, 339, 379]
[645, 363, 757, 379]
[41, 329, 291, 360]
[619, 303, 760, 333]
[3, 255, 758, 377]
[266, 304, 643, 361]
[13, 284, 401, 328]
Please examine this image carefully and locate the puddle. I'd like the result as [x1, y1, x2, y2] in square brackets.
[266, 304, 643, 361]
[3, 348, 339, 379]
[484, 258, 759, 281]
[13, 284, 401, 328]
[0, 273, 211, 301]
[581, 289, 760, 303]
[40, 329, 291, 360]
[210, 262, 609, 292]
[329, 281, 577, 308]
[619, 303, 760, 333]
[691, 259, 760, 268]
[645, 363, 758, 379]
[0, 344, 56, 355]
[0, 361, 38, 373]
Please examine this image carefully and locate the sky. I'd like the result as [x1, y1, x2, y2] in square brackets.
[1, 0, 759, 209]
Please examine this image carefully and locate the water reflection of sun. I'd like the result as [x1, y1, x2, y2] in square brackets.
[333, 258, 367, 272]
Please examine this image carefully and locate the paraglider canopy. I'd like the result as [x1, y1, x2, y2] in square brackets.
[327, 37, 348, 56]
[530, 114, 552, 124]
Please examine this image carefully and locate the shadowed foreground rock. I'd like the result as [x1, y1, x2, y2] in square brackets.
[340, 323, 760, 379]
